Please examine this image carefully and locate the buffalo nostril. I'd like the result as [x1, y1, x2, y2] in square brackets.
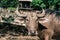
[31, 31, 38, 36]
[31, 31, 35, 34]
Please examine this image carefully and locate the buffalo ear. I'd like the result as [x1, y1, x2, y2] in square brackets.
[38, 18, 49, 23]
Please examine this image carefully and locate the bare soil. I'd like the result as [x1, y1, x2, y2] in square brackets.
[0, 34, 39, 40]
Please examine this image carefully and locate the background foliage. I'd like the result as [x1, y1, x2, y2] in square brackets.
[0, 0, 60, 10]
[0, 0, 18, 8]
[31, 0, 60, 10]
[31, 0, 46, 9]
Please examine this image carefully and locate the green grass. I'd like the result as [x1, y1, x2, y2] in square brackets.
[7, 7, 16, 11]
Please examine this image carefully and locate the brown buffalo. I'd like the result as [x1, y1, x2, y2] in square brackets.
[26, 12, 38, 36]
[38, 9, 60, 40]
[25, 10, 45, 36]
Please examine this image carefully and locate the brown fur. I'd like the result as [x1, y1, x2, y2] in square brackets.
[26, 12, 38, 36]
[39, 10, 60, 40]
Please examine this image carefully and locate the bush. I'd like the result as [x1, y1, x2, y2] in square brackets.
[0, 0, 18, 8]
[31, 0, 60, 10]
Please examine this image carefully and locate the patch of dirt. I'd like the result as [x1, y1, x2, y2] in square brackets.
[0, 34, 39, 40]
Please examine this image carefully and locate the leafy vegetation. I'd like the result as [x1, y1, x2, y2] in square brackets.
[31, 0, 46, 9]
[7, 7, 16, 11]
[0, 0, 60, 10]
[47, 0, 60, 10]
[0, 0, 18, 8]
[31, 0, 60, 10]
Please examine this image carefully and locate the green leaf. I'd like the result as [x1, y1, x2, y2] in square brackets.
[54, 0, 59, 3]
[40, 3, 46, 8]
[31, 0, 43, 7]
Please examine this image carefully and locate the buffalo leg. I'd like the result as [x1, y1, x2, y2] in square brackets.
[40, 29, 54, 40]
